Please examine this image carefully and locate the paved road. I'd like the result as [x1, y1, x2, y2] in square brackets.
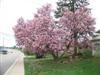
[0, 50, 20, 75]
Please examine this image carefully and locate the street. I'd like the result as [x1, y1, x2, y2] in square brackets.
[0, 49, 20, 75]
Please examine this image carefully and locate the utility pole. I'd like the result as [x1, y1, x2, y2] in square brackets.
[3, 36, 4, 48]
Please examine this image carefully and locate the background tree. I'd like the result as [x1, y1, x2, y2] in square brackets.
[55, 0, 89, 18]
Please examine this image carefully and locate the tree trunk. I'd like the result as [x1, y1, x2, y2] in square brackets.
[51, 52, 59, 60]
[35, 52, 44, 59]
[73, 32, 78, 59]
[73, 45, 78, 58]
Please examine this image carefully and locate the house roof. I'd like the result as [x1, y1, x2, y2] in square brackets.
[91, 30, 100, 41]
[96, 29, 100, 33]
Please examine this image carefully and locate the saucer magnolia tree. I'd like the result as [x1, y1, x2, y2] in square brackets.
[13, 17, 26, 47]
[13, 4, 54, 58]
[55, 0, 93, 58]
[31, 4, 55, 57]
[31, 4, 67, 59]
[14, 4, 67, 59]
[60, 7, 95, 57]
[13, 17, 34, 53]
[14, 4, 95, 60]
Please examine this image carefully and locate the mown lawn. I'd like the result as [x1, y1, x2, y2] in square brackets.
[24, 57, 100, 75]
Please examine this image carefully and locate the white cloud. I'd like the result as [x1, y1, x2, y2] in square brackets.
[89, 0, 100, 30]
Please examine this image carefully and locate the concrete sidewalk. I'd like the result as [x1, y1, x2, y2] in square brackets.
[4, 51, 25, 75]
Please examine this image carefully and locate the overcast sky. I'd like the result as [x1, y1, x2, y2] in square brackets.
[0, 0, 100, 47]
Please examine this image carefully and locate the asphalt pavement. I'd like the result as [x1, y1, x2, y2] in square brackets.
[0, 49, 20, 75]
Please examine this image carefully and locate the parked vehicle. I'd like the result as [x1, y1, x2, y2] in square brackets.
[0, 47, 8, 54]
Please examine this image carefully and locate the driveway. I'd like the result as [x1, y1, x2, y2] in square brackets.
[0, 49, 21, 75]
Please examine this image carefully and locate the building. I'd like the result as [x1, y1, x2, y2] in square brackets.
[91, 30, 100, 49]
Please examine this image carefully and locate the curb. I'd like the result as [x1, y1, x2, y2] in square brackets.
[4, 55, 20, 75]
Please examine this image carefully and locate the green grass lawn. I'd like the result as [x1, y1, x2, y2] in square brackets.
[24, 57, 100, 75]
